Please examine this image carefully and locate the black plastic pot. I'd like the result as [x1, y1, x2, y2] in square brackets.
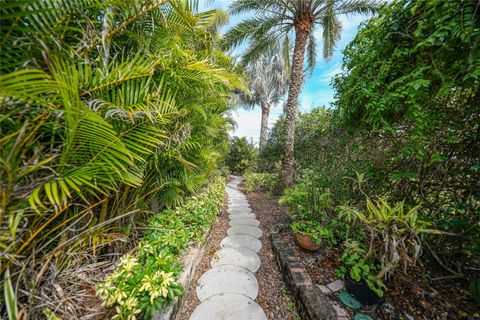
[344, 275, 384, 305]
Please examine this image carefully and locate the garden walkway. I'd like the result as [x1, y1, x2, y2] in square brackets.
[189, 177, 267, 320]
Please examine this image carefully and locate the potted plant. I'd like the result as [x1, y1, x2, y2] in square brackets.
[281, 182, 336, 251]
[336, 240, 386, 304]
[290, 220, 333, 251]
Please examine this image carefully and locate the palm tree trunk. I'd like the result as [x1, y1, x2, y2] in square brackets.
[259, 101, 270, 151]
[280, 25, 310, 189]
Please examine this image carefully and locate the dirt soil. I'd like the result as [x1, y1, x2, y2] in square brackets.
[178, 187, 299, 320]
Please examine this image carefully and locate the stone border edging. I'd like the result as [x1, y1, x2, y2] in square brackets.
[271, 223, 337, 320]
[153, 216, 216, 320]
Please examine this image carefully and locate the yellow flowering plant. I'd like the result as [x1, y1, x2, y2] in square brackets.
[97, 177, 225, 319]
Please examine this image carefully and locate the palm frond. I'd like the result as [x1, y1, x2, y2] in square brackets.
[306, 31, 318, 74]
[321, 5, 342, 60]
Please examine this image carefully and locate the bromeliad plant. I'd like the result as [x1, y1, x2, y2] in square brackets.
[338, 198, 442, 278]
[97, 177, 225, 319]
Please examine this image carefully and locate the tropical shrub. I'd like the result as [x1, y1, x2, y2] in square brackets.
[0, 1, 244, 318]
[243, 173, 278, 193]
[97, 176, 225, 319]
[338, 198, 439, 278]
[280, 178, 333, 220]
[280, 174, 338, 245]
[225, 136, 258, 174]
[332, 0, 480, 270]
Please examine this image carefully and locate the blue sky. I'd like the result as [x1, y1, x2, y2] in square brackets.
[202, 1, 371, 142]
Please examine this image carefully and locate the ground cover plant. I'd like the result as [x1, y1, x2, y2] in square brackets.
[97, 176, 225, 319]
[0, 1, 245, 318]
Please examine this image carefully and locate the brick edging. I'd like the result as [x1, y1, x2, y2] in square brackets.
[271, 223, 337, 320]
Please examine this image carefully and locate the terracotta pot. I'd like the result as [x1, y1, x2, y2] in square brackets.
[296, 233, 320, 251]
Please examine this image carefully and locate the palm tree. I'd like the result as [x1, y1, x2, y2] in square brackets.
[223, 0, 382, 188]
[237, 48, 289, 150]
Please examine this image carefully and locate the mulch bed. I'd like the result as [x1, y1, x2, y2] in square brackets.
[241, 186, 300, 320]
[250, 190, 480, 320]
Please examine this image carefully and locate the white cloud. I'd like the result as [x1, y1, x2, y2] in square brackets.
[340, 14, 368, 31]
[314, 64, 342, 84]
[229, 107, 282, 142]
[300, 90, 334, 112]
[229, 108, 261, 142]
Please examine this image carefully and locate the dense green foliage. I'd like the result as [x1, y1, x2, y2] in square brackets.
[97, 177, 225, 319]
[224, 136, 258, 174]
[333, 0, 480, 272]
[0, 1, 243, 318]
[243, 173, 278, 194]
[261, 0, 480, 301]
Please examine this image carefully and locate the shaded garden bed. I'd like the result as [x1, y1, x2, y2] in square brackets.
[248, 188, 479, 320]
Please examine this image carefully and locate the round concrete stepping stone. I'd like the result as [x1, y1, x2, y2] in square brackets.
[227, 225, 262, 238]
[228, 195, 244, 199]
[190, 293, 266, 320]
[221, 235, 262, 252]
[228, 210, 254, 215]
[229, 203, 250, 208]
[229, 207, 251, 212]
[229, 202, 250, 205]
[211, 247, 260, 272]
[228, 200, 249, 204]
[229, 217, 260, 227]
[229, 201, 249, 205]
[196, 265, 258, 301]
[227, 208, 252, 214]
[228, 204, 250, 209]
[228, 213, 256, 220]
[229, 203, 249, 207]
